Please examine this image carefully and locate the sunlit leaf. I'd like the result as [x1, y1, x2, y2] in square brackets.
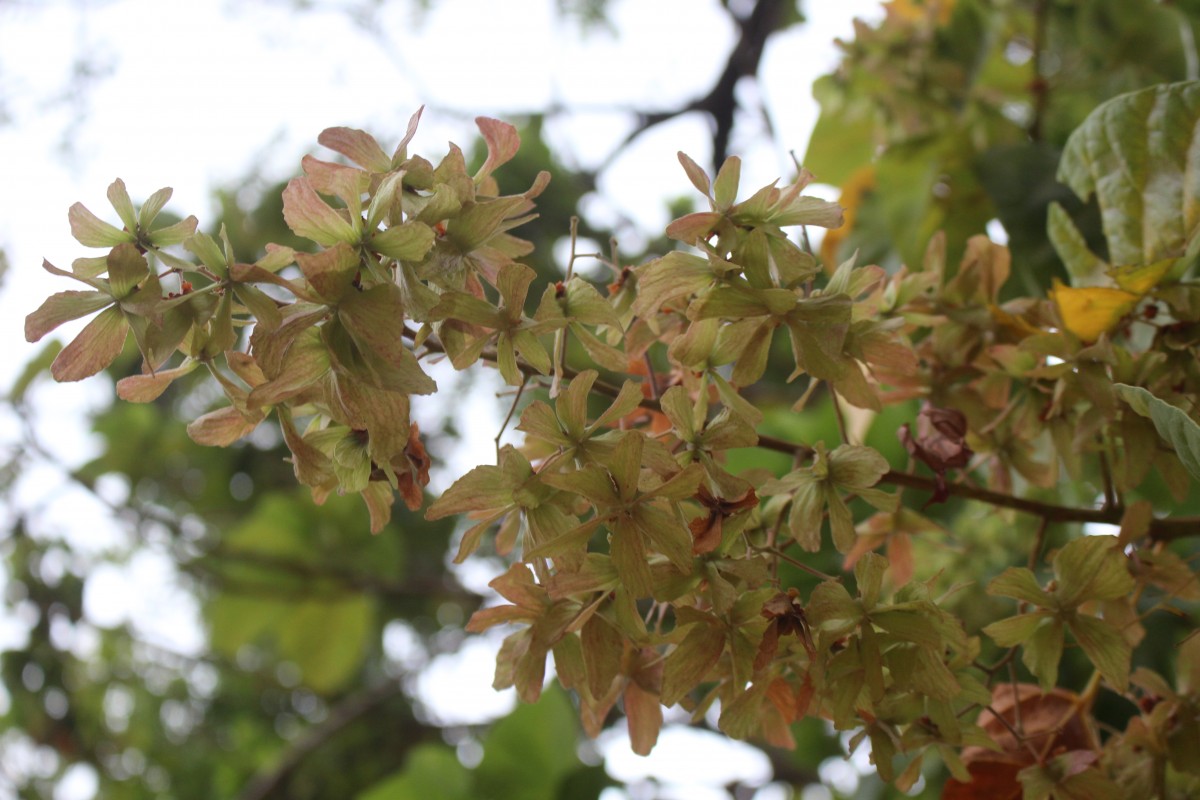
[50, 305, 129, 382]
[1050, 281, 1138, 341]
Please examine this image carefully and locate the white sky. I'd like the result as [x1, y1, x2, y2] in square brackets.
[0, 1, 886, 797]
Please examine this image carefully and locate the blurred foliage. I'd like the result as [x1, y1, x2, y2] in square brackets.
[808, 0, 1199, 287]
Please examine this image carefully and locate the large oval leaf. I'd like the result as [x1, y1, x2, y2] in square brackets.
[1114, 383, 1200, 481]
[1054, 81, 1200, 280]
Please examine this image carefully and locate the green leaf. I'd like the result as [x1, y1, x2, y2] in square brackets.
[631, 252, 714, 318]
[357, 745, 472, 800]
[185, 231, 228, 273]
[116, 361, 199, 403]
[1053, 535, 1134, 608]
[643, 462, 705, 503]
[872, 608, 942, 651]
[580, 615, 622, 700]
[295, 242, 359, 302]
[563, 276, 621, 328]
[541, 466, 618, 508]
[320, 126, 392, 173]
[631, 505, 692, 572]
[1058, 81, 1200, 269]
[50, 305, 129, 382]
[517, 400, 570, 447]
[208, 594, 288, 661]
[1051, 200, 1104, 281]
[590, 379, 645, 430]
[278, 411, 336, 490]
[186, 405, 261, 447]
[445, 196, 524, 252]
[677, 151, 711, 197]
[806, 580, 861, 638]
[475, 685, 578, 800]
[785, 293, 852, 380]
[106, 243, 151, 298]
[282, 176, 359, 245]
[372, 221, 435, 261]
[713, 155, 741, 210]
[430, 290, 502, 329]
[1069, 614, 1131, 691]
[146, 215, 198, 248]
[106, 178, 138, 231]
[234, 283, 283, 331]
[786, 480, 825, 552]
[1115, 383, 1200, 482]
[829, 445, 889, 489]
[854, 552, 887, 609]
[1025, 616, 1065, 692]
[552, 369, 596, 440]
[688, 285, 780, 320]
[511, 328, 552, 377]
[572, 323, 626, 372]
[24, 290, 113, 343]
[277, 596, 373, 693]
[68, 201, 134, 248]
[249, 329, 332, 407]
[987, 567, 1051, 607]
[660, 621, 725, 706]
[610, 518, 654, 599]
[983, 612, 1051, 647]
[338, 285, 437, 395]
[802, 75, 877, 187]
[710, 370, 763, 426]
[718, 681, 768, 740]
[427, 463, 514, 520]
[137, 186, 173, 229]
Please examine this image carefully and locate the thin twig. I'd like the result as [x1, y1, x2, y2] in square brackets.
[1028, 516, 1050, 570]
[496, 377, 528, 459]
[753, 545, 836, 582]
[829, 385, 849, 445]
[1098, 434, 1117, 511]
[642, 352, 661, 401]
[1029, 0, 1051, 142]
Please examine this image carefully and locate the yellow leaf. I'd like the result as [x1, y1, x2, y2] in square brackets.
[1050, 281, 1138, 342]
[1106, 258, 1176, 294]
[887, 0, 956, 24]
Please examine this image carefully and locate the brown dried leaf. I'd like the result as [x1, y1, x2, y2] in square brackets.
[900, 403, 973, 504]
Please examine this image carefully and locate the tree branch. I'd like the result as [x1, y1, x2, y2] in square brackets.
[408, 326, 1200, 541]
[603, 0, 790, 172]
[235, 680, 434, 800]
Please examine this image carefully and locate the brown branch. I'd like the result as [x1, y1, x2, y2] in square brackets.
[1028, 516, 1050, 570]
[1029, 0, 1051, 142]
